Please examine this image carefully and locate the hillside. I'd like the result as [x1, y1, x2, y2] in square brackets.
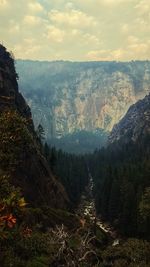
[0, 44, 68, 208]
[90, 93, 150, 238]
[0, 45, 150, 266]
[109, 93, 150, 144]
[16, 60, 150, 141]
[0, 45, 109, 267]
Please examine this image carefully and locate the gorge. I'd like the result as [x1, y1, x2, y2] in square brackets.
[16, 60, 150, 152]
[0, 45, 150, 266]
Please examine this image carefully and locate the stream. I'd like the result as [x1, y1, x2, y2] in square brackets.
[77, 173, 120, 246]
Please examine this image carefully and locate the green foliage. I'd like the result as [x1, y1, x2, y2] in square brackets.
[95, 226, 108, 244]
[36, 124, 45, 142]
[89, 136, 150, 238]
[0, 248, 26, 267]
[0, 170, 27, 238]
[0, 172, 12, 199]
[102, 238, 150, 267]
[0, 110, 33, 172]
[0, 174, 28, 266]
[44, 144, 89, 205]
[139, 187, 150, 220]
[1, 52, 150, 265]
[26, 256, 50, 267]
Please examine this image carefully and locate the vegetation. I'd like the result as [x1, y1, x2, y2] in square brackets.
[102, 238, 150, 267]
[49, 129, 108, 154]
[36, 124, 45, 142]
[89, 136, 150, 239]
[0, 45, 150, 266]
[0, 110, 33, 173]
[0, 110, 99, 266]
[44, 144, 89, 205]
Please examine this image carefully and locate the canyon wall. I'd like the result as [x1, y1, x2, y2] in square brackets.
[16, 60, 150, 139]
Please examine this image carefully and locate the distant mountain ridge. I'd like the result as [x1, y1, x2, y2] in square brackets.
[109, 93, 150, 144]
[16, 60, 150, 140]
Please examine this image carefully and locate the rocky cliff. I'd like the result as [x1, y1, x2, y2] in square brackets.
[16, 60, 150, 139]
[0, 46, 32, 123]
[0, 45, 68, 208]
[109, 93, 150, 144]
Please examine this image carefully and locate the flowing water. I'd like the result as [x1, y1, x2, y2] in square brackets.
[77, 173, 120, 246]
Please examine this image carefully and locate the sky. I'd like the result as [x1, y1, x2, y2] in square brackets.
[0, 0, 150, 61]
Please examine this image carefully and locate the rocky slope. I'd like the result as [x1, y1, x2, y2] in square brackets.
[0, 46, 33, 129]
[0, 44, 68, 208]
[16, 60, 150, 139]
[109, 93, 150, 144]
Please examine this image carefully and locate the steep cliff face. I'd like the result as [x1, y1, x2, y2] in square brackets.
[0, 46, 32, 123]
[0, 45, 68, 208]
[109, 93, 150, 144]
[17, 60, 150, 139]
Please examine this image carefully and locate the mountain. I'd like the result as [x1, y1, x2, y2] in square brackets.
[0, 44, 68, 208]
[16, 60, 150, 141]
[1, 45, 150, 267]
[0, 46, 110, 267]
[109, 93, 150, 144]
[90, 93, 150, 238]
[0, 45, 100, 266]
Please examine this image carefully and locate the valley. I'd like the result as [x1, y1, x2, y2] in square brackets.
[77, 172, 120, 243]
[0, 45, 150, 266]
[0, 0, 150, 263]
[17, 60, 150, 151]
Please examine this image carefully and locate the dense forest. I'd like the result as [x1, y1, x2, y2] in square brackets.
[0, 45, 150, 266]
[0, 45, 109, 267]
[43, 134, 150, 240]
[44, 143, 89, 205]
[89, 136, 150, 239]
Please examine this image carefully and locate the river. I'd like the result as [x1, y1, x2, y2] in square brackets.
[77, 173, 120, 246]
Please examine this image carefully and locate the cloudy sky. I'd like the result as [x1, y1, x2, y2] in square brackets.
[0, 0, 150, 61]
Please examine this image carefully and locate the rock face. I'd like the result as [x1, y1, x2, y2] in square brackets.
[0, 45, 68, 208]
[16, 60, 150, 139]
[109, 93, 150, 144]
[0, 46, 32, 123]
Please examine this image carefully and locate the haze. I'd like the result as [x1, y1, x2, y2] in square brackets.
[0, 0, 150, 61]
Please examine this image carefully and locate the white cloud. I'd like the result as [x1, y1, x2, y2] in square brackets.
[8, 20, 20, 34]
[71, 29, 100, 45]
[28, 2, 44, 13]
[121, 24, 129, 34]
[87, 50, 110, 60]
[14, 42, 41, 59]
[101, 0, 125, 4]
[87, 37, 150, 61]
[0, 0, 8, 8]
[127, 36, 150, 58]
[23, 15, 43, 26]
[87, 49, 127, 61]
[46, 25, 65, 43]
[49, 9, 97, 29]
[0, 0, 149, 61]
[135, 0, 150, 15]
[83, 33, 100, 45]
[96, 0, 135, 6]
[127, 35, 139, 45]
[0, 0, 9, 13]
[65, 2, 74, 9]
